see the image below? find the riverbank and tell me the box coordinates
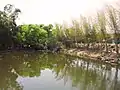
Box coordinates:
[0,47,120,66]
[63,48,120,66]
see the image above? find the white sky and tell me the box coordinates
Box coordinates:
[0,0,119,25]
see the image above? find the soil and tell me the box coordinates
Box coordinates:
[63,48,120,66]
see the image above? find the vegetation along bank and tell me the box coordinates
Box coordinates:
[0,4,120,65]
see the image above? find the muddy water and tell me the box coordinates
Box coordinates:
[0,51,120,90]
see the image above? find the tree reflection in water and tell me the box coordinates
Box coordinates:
[0,51,120,90]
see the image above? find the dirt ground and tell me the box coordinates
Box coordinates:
[63,48,120,66]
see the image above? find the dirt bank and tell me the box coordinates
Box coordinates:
[63,48,120,66]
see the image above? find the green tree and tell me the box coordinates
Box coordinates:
[107,5,120,54]
[97,11,108,52]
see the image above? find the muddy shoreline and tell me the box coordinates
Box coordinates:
[0,48,120,66]
[63,48,120,66]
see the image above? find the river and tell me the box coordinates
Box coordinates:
[0,51,120,90]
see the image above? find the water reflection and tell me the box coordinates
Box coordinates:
[0,51,120,90]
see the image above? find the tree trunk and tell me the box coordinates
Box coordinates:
[87,43,89,50]
[114,31,119,54]
[115,43,119,54]
[105,40,108,53]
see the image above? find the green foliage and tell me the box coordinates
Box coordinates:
[0,4,120,53]
[0,4,21,49]
[15,24,57,48]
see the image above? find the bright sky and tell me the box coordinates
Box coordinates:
[0,0,119,25]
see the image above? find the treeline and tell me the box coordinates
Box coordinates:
[53,5,120,54]
[0,4,120,53]
[0,4,59,51]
